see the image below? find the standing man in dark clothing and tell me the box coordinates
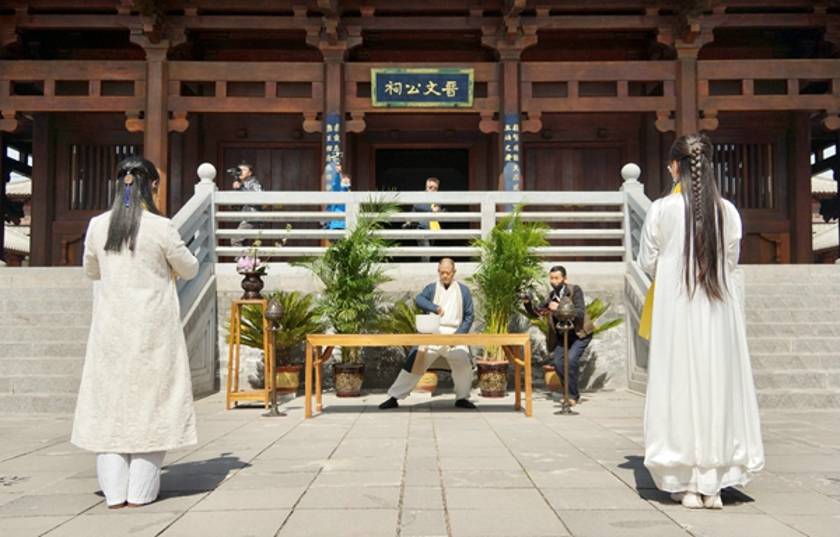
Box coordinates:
[524,265,593,405]
[412,177,442,262]
[231,162,262,248]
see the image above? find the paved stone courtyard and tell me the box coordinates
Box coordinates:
[1,389,838,537]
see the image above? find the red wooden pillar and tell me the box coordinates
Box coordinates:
[143,44,170,214]
[675,46,700,136]
[790,112,812,263]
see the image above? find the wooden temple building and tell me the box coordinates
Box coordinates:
[0,0,839,265]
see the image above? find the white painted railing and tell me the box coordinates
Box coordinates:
[172,168,218,395]
[213,189,628,260]
[618,163,653,393]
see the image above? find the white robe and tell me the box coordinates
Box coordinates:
[638,193,764,495]
[72,211,199,453]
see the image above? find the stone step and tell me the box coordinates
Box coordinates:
[753,370,840,390]
[747,323,840,338]
[750,354,840,370]
[0,326,90,344]
[756,389,840,409]
[0,311,93,327]
[745,310,837,323]
[0,375,81,394]
[746,338,840,355]
[0,357,84,376]
[0,393,78,415]
[0,298,92,315]
[0,343,87,359]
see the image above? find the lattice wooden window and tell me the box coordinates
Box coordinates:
[713,143,775,210]
[69,144,141,211]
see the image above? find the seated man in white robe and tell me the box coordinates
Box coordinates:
[379,258,476,409]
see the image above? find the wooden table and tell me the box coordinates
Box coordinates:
[304,333,533,418]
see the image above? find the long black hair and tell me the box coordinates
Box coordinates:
[670,133,727,301]
[104,156,161,253]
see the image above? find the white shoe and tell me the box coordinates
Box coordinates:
[681,492,704,509]
[702,493,723,509]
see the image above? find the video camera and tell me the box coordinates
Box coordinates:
[225,167,242,179]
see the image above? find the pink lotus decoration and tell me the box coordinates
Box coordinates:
[236,245,268,275]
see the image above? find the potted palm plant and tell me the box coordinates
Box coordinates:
[238,290,326,392]
[295,204,394,397]
[469,207,548,397]
[529,297,624,390]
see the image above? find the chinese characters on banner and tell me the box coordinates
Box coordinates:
[502,113,522,191]
[323,112,342,191]
[372,68,473,107]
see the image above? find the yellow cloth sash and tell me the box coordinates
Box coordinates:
[637,182,680,341]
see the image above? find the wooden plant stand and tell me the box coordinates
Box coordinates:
[226,299,275,410]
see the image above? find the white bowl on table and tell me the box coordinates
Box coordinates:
[415,314,440,334]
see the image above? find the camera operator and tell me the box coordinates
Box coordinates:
[228,162,262,247]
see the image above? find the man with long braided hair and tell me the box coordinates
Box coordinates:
[639,133,764,510]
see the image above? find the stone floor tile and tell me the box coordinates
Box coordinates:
[85,491,208,514]
[445,487,546,510]
[159,509,289,537]
[557,509,691,537]
[669,511,807,537]
[443,469,534,488]
[217,471,318,489]
[748,491,840,515]
[192,485,306,511]
[0,493,102,517]
[439,456,522,471]
[400,509,447,537]
[43,512,178,537]
[276,508,398,537]
[404,469,443,487]
[543,486,654,511]
[403,486,445,510]
[448,508,570,537]
[527,468,628,489]
[774,515,840,537]
[0,515,68,537]
[311,470,402,487]
[298,485,400,509]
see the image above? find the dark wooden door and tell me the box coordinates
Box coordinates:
[220,145,321,191]
[523,143,625,191]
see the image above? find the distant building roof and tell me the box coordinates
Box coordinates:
[5,178,31,201]
[813,222,838,252]
[812,171,837,196]
[3,225,29,255]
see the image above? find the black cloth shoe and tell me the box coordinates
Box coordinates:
[454,399,476,409]
[378,397,399,409]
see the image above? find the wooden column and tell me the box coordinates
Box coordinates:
[790,112,812,263]
[322,48,345,184]
[500,53,522,191]
[675,45,700,136]
[30,114,55,266]
[143,44,170,214]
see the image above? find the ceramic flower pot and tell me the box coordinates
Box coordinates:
[543,365,561,391]
[476,360,508,398]
[414,371,438,393]
[274,364,302,393]
[333,363,365,397]
[240,271,265,299]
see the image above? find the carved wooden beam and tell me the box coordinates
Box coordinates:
[169,111,189,133]
[125,111,144,132]
[478,112,500,134]
[521,111,542,134]
[655,111,675,133]
[302,111,322,133]
[345,112,366,134]
[0,111,18,133]
[699,108,719,131]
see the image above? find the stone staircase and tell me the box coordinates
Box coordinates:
[743,265,840,409]
[0,268,91,414]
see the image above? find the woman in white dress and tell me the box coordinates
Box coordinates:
[72,157,199,508]
[639,133,764,509]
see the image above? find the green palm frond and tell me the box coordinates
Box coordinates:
[469,206,548,359]
[293,198,397,362]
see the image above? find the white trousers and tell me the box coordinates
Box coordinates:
[388,347,473,400]
[96,451,166,506]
